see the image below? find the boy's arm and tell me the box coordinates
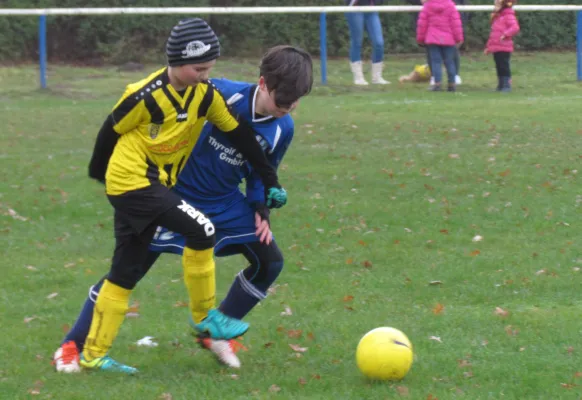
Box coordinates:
[246,125,294,208]
[88,115,118,183]
[87,87,145,183]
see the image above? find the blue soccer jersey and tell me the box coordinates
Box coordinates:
[173,78,294,212]
[151,79,294,255]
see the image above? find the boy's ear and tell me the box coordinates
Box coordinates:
[258,76,268,91]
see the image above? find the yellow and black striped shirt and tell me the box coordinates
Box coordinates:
[104,67,241,195]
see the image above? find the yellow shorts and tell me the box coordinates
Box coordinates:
[414,64,431,81]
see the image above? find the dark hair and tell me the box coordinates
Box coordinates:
[259,45,313,109]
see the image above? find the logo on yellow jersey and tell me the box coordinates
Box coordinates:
[149,124,161,139]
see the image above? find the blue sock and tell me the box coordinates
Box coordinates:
[62,280,104,351]
[220,272,266,320]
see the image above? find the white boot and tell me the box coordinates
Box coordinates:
[371,62,390,84]
[350,61,369,85]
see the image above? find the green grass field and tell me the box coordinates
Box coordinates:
[1,52,581,400]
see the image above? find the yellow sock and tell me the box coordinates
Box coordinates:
[83,279,131,360]
[183,247,216,324]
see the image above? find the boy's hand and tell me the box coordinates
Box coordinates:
[254,205,272,245]
[266,187,287,209]
[483,48,489,55]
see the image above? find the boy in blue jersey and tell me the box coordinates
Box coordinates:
[54,45,313,372]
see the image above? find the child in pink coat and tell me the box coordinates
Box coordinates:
[485,0,520,92]
[416,0,464,92]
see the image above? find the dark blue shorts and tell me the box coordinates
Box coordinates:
[149,198,264,257]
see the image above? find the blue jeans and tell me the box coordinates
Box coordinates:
[427,45,457,84]
[426,47,460,75]
[345,12,385,63]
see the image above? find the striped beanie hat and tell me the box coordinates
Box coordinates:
[166,18,220,67]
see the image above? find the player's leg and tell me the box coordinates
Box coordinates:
[54,251,161,372]
[196,240,283,368]
[153,199,249,339]
[219,241,284,320]
[80,216,156,374]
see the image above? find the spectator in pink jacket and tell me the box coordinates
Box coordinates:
[416,0,464,92]
[485,0,520,92]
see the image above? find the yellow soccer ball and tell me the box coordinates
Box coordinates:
[356,327,413,380]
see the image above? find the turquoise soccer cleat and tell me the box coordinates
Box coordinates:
[79,354,138,375]
[190,309,249,340]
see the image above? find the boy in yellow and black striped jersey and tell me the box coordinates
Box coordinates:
[81,18,288,374]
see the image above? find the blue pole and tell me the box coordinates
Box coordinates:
[577,11,582,81]
[319,12,327,85]
[39,15,47,89]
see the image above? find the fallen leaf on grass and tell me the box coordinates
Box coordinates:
[494,307,509,317]
[361,260,373,268]
[307,332,316,341]
[432,303,445,315]
[46,292,58,300]
[173,301,188,308]
[343,295,354,302]
[560,383,577,389]
[504,325,519,336]
[24,316,37,324]
[28,380,44,396]
[158,394,172,400]
[230,374,239,380]
[574,372,582,378]
[280,306,293,316]
[312,374,321,380]
[472,235,483,242]
[469,250,481,257]
[463,371,474,378]
[264,342,274,348]
[269,384,281,393]
[429,336,442,343]
[289,344,308,353]
[457,359,472,368]
[427,394,438,400]
[429,281,442,286]
[396,386,409,396]
[287,329,303,338]
[298,377,307,386]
